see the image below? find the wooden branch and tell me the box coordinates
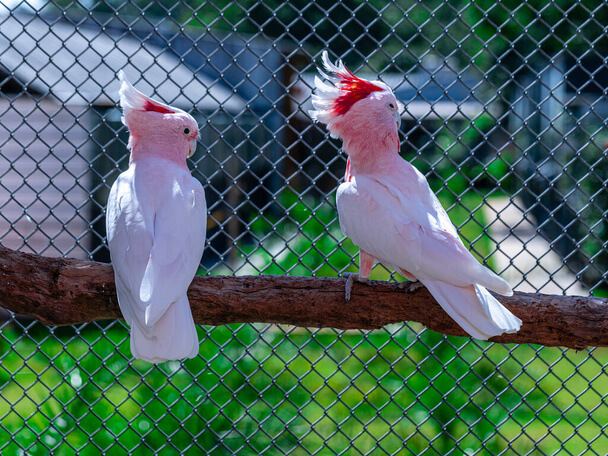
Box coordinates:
[1,245,607,349]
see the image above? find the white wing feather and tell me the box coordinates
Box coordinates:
[337,174,511,293]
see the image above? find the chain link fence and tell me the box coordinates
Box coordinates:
[1,1,607,454]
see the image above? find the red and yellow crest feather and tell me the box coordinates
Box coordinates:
[142,99,175,114]
[119,71,177,118]
[310,51,388,137]
[331,66,384,116]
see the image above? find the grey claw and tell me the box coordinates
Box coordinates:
[402,280,424,293]
[343,273,372,305]
[344,273,357,306]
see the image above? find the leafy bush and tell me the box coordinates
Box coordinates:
[2,320,607,454]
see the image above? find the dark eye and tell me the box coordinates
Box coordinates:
[183,127,190,135]
[389,103,395,109]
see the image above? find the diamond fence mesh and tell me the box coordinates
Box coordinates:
[1,0,607,454]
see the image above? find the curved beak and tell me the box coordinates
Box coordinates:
[188,139,197,158]
[396,100,404,129]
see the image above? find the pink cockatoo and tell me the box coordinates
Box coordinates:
[310,52,521,340]
[106,72,206,363]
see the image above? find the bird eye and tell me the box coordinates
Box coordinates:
[183,127,190,135]
[389,103,395,109]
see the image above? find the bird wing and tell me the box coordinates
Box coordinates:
[139,175,207,327]
[337,174,512,295]
[107,165,207,331]
[106,168,153,312]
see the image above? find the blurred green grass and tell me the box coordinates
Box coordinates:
[219,187,497,279]
[2,322,607,455]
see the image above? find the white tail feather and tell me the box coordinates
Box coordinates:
[116,277,198,363]
[422,280,522,340]
[130,295,199,364]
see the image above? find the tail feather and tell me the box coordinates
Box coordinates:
[116,275,198,363]
[422,280,522,340]
[476,265,513,296]
[130,295,199,364]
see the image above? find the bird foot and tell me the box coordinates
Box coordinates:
[344,273,372,305]
[394,280,424,293]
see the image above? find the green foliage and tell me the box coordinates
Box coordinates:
[47,0,608,81]
[227,183,496,278]
[552,131,608,289]
[235,192,357,277]
[410,114,515,196]
[2,322,607,454]
[468,0,608,70]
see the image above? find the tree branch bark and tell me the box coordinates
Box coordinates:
[1,245,606,349]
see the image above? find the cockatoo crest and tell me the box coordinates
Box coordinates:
[118,71,198,158]
[118,71,180,121]
[310,51,393,137]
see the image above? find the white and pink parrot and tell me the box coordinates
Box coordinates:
[106,72,206,363]
[310,52,521,340]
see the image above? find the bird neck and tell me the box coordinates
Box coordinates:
[129,137,188,169]
[342,129,400,176]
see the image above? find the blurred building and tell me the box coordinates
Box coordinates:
[509,54,608,286]
[0,12,295,266]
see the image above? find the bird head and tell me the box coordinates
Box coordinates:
[310,51,402,148]
[118,71,199,164]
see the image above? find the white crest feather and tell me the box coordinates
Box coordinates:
[309,51,393,138]
[320,50,350,82]
[118,71,179,125]
[309,51,348,137]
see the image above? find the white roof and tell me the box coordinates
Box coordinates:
[0,14,244,112]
